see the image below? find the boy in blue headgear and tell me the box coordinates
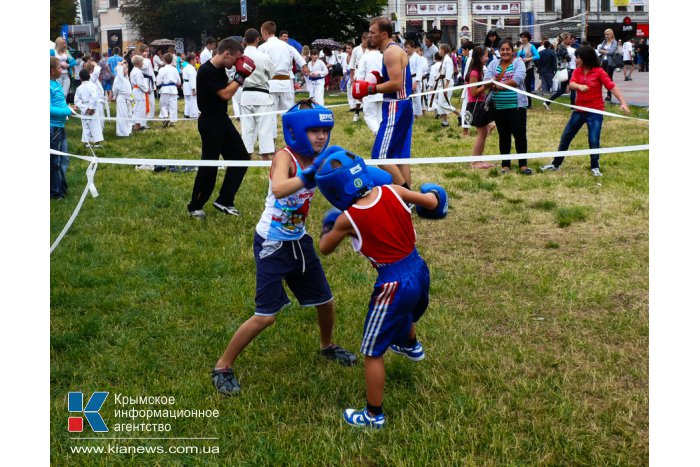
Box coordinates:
[212,100,358,396]
[316,149,447,429]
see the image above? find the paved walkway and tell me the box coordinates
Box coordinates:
[536,68,649,108]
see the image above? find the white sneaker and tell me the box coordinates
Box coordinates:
[188,209,206,219]
[540,164,559,172]
[591,168,603,177]
[135,165,154,171]
[542,101,551,111]
[352,113,359,122]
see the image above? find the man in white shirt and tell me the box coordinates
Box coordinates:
[240,28,276,160]
[356,42,383,135]
[405,40,424,119]
[259,20,308,138]
[622,38,635,81]
[155,53,181,127]
[348,32,368,122]
[200,37,217,65]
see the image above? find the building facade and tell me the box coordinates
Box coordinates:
[92,0,141,55]
[383,0,648,46]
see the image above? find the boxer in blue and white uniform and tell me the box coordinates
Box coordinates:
[316,148,447,429]
[211,101,358,396]
[352,17,413,188]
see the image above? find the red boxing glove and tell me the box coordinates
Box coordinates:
[370,70,384,83]
[233,55,256,85]
[351,80,377,100]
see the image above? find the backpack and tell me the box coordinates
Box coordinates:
[99,60,113,81]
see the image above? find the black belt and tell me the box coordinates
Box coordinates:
[242,86,269,94]
[183,79,189,82]
[410,74,416,78]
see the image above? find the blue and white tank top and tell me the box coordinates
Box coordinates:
[255,148,316,241]
[381,42,412,100]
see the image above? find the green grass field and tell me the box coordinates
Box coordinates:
[50,93,649,465]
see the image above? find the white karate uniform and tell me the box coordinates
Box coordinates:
[348,45,365,109]
[409,52,424,117]
[130,67,149,126]
[306,59,328,105]
[435,58,456,115]
[89,68,107,129]
[112,64,133,137]
[259,36,306,136]
[419,55,430,111]
[141,57,156,119]
[427,61,441,112]
[181,63,199,118]
[75,81,104,143]
[200,47,213,65]
[356,50,383,135]
[156,64,181,122]
[240,45,276,155]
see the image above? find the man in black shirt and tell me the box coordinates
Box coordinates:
[187,38,256,218]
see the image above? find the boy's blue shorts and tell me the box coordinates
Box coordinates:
[253,233,333,316]
[360,249,430,357]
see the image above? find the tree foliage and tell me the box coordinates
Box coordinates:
[120,0,387,48]
[50,0,79,40]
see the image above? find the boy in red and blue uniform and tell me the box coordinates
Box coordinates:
[316,149,447,429]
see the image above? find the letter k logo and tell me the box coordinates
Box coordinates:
[68,392,109,432]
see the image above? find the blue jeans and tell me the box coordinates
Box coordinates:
[50,126,69,198]
[553,111,604,169]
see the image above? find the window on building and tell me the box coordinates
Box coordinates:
[109,0,118,8]
[617,6,627,12]
[634,5,644,12]
[545,0,554,12]
[601,0,610,11]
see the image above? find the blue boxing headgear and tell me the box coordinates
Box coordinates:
[282,100,334,156]
[316,149,374,211]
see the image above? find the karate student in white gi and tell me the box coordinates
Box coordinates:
[86,62,106,130]
[112,61,133,137]
[435,44,461,127]
[200,37,217,65]
[405,40,424,119]
[356,42,383,135]
[259,20,308,137]
[130,55,149,131]
[139,45,157,120]
[239,28,276,160]
[156,53,181,127]
[74,69,104,147]
[306,49,328,105]
[348,32,368,122]
[182,53,199,118]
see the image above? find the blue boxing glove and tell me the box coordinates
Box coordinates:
[366,166,393,187]
[321,208,342,236]
[297,145,347,189]
[416,183,449,219]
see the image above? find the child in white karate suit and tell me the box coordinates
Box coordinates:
[74,69,104,147]
[85,62,107,130]
[112,62,133,137]
[306,49,328,105]
[130,55,149,131]
[155,53,181,127]
[139,45,156,120]
[182,53,199,118]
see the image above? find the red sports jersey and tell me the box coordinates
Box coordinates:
[345,186,416,267]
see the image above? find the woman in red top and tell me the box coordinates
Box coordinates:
[541,46,629,177]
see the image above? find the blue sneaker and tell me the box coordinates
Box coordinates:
[389,341,425,361]
[343,407,386,429]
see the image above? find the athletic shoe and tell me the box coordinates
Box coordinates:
[389,341,425,361]
[320,345,357,366]
[540,164,560,172]
[441,121,449,127]
[520,168,533,175]
[343,407,386,429]
[542,101,550,111]
[189,209,206,219]
[352,113,359,122]
[154,166,167,173]
[213,202,240,216]
[135,164,154,171]
[591,168,603,177]
[162,120,170,128]
[211,368,241,396]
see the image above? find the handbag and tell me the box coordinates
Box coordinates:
[554,67,569,83]
[466,99,493,127]
[612,52,624,69]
